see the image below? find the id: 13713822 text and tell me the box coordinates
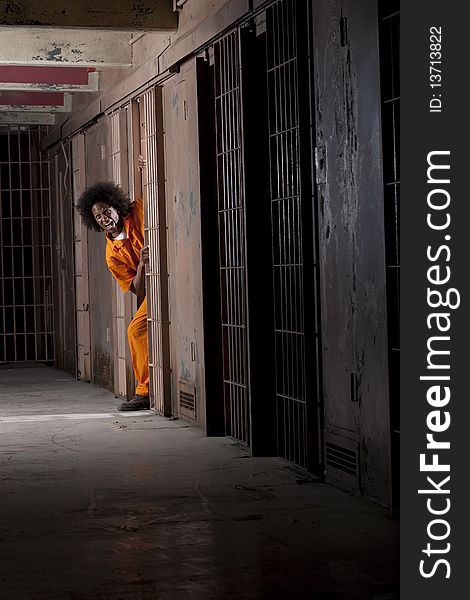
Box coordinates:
[429,26,443,113]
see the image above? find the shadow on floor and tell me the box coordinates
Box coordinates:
[0,365,399,599]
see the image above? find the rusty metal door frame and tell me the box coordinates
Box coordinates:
[52,151,67,371]
[138,86,171,415]
[196,56,225,436]
[71,133,91,381]
[378,0,400,510]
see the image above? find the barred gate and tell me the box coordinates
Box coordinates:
[109,110,130,398]
[0,126,54,364]
[265,0,320,468]
[213,31,250,444]
[204,1,322,459]
[138,87,171,415]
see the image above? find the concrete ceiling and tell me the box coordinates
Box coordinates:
[0,0,178,126]
[0,0,177,29]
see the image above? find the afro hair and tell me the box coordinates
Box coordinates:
[76,182,132,232]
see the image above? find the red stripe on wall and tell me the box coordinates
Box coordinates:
[0,66,93,85]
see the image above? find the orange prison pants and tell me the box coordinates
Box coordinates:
[128,297,149,396]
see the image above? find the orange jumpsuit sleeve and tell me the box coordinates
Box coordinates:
[133,197,144,221]
[105,200,144,292]
[106,253,136,292]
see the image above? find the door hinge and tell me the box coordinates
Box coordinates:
[350,373,359,403]
[315,145,327,184]
[340,16,348,47]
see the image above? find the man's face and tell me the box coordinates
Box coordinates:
[91,202,122,236]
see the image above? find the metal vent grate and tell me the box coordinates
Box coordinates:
[180,391,195,412]
[178,379,197,421]
[326,442,358,477]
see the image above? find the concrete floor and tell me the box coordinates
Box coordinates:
[0,365,399,600]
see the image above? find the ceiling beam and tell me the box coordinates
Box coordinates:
[0,93,72,112]
[0,29,133,67]
[0,1,177,30]
[0,112,56,125]
[0,65,94,84]
[0,72,99,92]
[0,104,70,113]
[0,90,64,104]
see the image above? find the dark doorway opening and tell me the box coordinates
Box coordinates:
[198,0,323,474]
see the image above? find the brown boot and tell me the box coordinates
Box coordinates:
[118,395,150,411]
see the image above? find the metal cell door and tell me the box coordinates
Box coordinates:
[0,126,55,364]
[213,31,250,444]
[71,134,91,381]
[312,0,392,502]
[109,109,130,398]
[139,87,171,415]
[265,0,322,469]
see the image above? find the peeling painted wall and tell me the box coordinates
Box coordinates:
[0,29,133,67]
[56,0,254,137]
[313,0,391,505]
[163,59,206,425]
[176,0,248,37]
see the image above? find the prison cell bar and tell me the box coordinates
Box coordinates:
[109,110,128,398]
[213,30,250,444]
[266,0,309,467]
[139,86,171,415]
[0,125,54,363]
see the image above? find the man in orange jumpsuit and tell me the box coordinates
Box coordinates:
[76,182,150,411]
